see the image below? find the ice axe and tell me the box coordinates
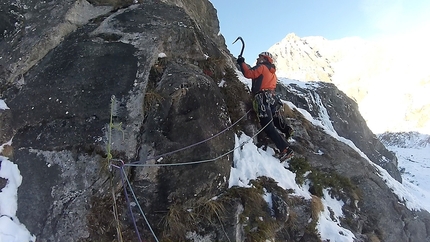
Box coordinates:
[232,36,245,57]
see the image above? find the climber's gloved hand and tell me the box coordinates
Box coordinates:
[237,56,245,65]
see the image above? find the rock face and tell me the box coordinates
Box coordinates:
[1,0,237,241]
[276,81,430,241]
[276,82,401,182]
[0,0,429,241]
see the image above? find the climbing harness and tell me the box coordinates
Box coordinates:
[253,90,277,118]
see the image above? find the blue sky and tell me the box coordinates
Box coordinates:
[210,0,430,62]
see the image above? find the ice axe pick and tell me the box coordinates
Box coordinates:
[232,36,245,57]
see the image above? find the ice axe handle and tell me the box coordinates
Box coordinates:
[232,37,245,57]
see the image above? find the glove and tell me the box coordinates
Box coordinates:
[237,56,245,65]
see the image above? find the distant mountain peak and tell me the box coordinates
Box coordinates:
[379,131,430,148]
[270,33,430,134]
[269,34,334,83]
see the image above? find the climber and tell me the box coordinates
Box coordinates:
[237,52,294,162]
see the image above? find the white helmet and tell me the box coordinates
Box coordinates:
[259,51,275,64]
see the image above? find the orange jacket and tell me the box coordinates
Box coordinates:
[239,62,277,95]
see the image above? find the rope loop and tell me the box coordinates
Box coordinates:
[106,105,276,242]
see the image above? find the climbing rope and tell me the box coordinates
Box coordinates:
[130,108,252,164]
[118,163,143,242]
[107,95,277,241]
[124,117,272,168]
[118,165,160,242]
[110,117,272,242]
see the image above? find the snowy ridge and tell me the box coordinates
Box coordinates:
[231,73,429,240]
[278,78,430,212]
[229,133,356,241]
[233,72,357,241]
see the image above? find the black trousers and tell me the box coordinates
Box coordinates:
[254,91,289,152]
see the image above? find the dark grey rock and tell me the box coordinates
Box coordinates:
[0,0,429,241]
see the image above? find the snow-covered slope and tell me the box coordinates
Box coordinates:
[235,70,430,241]
[379,132,430,198]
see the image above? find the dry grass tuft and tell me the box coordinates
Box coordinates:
[196,196,226,223]
[0,145,13,158]
[161,202,193,240]
[367,232,382,242]
[143,91,164,114]
[310,195,324,221]
[281,103,295,118]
